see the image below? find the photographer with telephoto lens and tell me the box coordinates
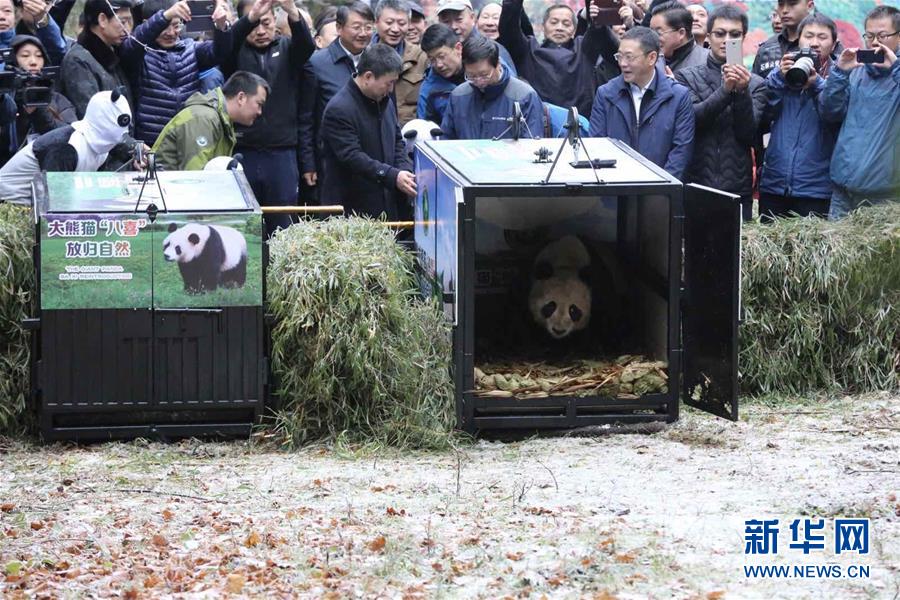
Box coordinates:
[0,35,75,167]
[759,13,839,221]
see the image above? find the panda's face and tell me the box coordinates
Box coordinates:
[529,275,591,339]
[163,223,208,263]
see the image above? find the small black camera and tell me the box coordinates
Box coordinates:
[785,47,821,88]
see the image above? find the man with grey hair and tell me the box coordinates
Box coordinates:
[372,0,427,124]
[320,44,416,220]
[437,0,516,75]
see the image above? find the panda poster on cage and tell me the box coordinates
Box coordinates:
[413,152,439,302]
[153,214,264,309]
[39,213,153,310]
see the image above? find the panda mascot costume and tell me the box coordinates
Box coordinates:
[0,90,132,203]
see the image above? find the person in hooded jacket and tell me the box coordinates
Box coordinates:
[118,0,231,147]
[0,90,131,202]
[0,0,66,66]
[440,35,543,140]
[0,35,76,167]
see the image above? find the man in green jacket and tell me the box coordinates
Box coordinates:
[152,71,269,170]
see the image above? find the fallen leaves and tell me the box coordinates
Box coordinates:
[225,573,246,593]
[366,535,387,552]
[244,531,261,548]
[151,534,168,548]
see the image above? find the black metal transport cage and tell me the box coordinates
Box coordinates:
[30,171,267,441]
[413,137,741,432]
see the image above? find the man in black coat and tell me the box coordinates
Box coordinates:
[675,5,766,221]
[298,2,375,201]
[218,0,315,237]
[498,0,613,117]
[320,44,416,220]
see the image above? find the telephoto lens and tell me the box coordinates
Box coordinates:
[785,49,820,88]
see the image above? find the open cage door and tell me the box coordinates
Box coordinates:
[682,183,740,421]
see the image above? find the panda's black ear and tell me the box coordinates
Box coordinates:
[534,261,553,280]
[403,130,417,139]
[188,233,201,245]
[430,128,444,138]
[167,222,178,233]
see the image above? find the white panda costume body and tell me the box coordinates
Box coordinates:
[528,236,593,340]
[0,89,132,203]
[163,223,248,294]
[400,119,442,161]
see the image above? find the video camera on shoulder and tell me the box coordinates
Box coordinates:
[785,47,820,89]
[0,63,60,109]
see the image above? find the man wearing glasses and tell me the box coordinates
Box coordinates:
[648,1,707,74]
[439,35,542,140]
[588,26,694,180]
[820,5,900,219]
[675,5,765,221]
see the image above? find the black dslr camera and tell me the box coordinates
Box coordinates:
[785,47,821,89]
[0,65,60,108]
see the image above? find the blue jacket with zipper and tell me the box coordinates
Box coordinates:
[440,65,544,140]
[588,64,694,179]
[820,61,900,198]
[759,67,839,199]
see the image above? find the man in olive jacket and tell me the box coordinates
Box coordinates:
[152,71,269,171]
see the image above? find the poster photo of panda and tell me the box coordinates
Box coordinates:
[154,214,264,309]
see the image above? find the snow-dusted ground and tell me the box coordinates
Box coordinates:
[1,393,898,598]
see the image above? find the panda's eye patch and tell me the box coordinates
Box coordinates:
[540,301,557,319]
[569,305,583,322]
[163,241,169,249]
[175,245,181,255]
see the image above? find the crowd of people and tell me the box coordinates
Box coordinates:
[0,0,897,233]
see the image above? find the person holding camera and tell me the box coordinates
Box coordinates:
[0,35,75,167]
[820,5,900,219]
[675,5,766,222]
[758,13,839,221]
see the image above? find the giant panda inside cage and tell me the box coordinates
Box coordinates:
[413,137,742,432]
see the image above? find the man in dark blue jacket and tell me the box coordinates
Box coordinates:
[759,13,840,221]
[589,26,694,179]
[441,36,543,140]
[320,44,416,220]
[417,23,465,123]
[298,1,374,200]
[217,0,314,237]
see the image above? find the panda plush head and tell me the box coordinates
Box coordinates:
[528,236,592,340]
[400,119,443,160]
